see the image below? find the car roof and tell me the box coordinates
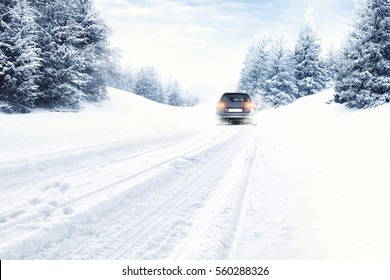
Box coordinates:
[221,92,252,98]
[222,92,248,95]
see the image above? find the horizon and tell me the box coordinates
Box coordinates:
[94,0,355,100]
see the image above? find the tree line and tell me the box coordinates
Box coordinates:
[335,0,390,109]
[0,0,111,113]
[2,0,388,112]
[105,62,199,107]
[238,0,390,109]
[0,0,197,114]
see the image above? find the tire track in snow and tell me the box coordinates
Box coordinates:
[0,129,224,229]
[103,137,246,259]
[31,126,255,259]
[0,136,191,232]
[0,126,250,259]
[170,127,258,259]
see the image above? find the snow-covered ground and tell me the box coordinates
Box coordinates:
[1,87,390,259]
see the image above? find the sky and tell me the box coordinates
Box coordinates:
[93,0,356,100]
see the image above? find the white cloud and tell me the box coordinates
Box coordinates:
[94,0,355,95]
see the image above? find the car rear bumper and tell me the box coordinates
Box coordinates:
[216,112,256,120]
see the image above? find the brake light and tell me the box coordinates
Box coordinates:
[244,101,255,110]
[217,101,226,109]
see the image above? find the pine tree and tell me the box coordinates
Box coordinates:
[103,52,136,93]
[237,37,270,98]
[0,0,17,109]
[293,5,327,97]
[165,78,183,106]
[238,35,300,108]
[71,0,110,102]
[134,66,164,103]
[30,0,87,109]
[323,46,342,87]
[181,91,199,107]
[1,0,111,112]
[263,38,297,107]
[0,0,42,113]
[335,0,390,108]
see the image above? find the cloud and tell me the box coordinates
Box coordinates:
[93,0,356,93]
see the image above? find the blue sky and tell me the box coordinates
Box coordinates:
[94,0,355,98]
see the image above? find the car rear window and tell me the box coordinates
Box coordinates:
[221,94,251,102]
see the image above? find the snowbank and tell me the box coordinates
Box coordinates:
[253,89,390,258]
[0,87,214,161]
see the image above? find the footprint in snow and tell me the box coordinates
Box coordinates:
[54,182,70,193]
[62,207,74,215]
[28,197,42,205]
[39,205,55,218]
[40,182,70,194]
[48,200,60,207]
[0,210,26,223]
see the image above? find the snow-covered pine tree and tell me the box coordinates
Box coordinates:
[1,0,111,112]
[0,0,42,113]
[26,0,110,110]
[181,91,199,107]
[165,78,183,106]
[0,48,6,105]
[263,38,297,107]
[120,65,136,92]
[103,50,136,93]
[323,46,342,87]
[70,0,110,102]
[29,0,86,109]
[134,66,164,103]
[0,0,17,110]
[293,5,327,97]
[237,37,270,100]
[335,0,390,108]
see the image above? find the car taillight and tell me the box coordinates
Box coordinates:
[244,101,255,110]
[217,101,226,109]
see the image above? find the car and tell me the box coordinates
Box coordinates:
[216,92,257,125]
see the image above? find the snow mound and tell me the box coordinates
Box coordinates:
[250,88,390,259]
[0,87,214,161]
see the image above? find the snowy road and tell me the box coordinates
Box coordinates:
[0,123,261,259]
[3,88,390,260]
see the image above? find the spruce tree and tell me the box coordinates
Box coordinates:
[0,0,42,113]
[71,0,110,102]
[323,46,342,87]
[237,37,270,98]
[335,0,390,108]
[263,38,297,107]
[0,0,17,109]
[31,0,87,109]
[237,37,276,109]
[1,0,111,112]
[134,66,164,103]
[293,5,327,97]
[165,78,183,106]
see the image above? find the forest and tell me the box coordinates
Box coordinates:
[1,0,389,113]
[238,0,390,109]
[0,0,196,113]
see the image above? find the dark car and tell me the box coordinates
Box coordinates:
[216,92,257,125]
